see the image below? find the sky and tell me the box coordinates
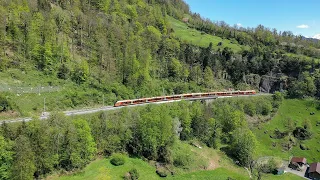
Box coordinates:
[184,0,320,38]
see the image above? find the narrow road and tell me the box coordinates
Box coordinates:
[1,93,270,124]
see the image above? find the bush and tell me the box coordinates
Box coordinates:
[124,168,139,180]
[244,102,256,116]
[156,168,168,177]
[256,100,272,115]
[256,157,282,174]
[129,168,139,180]
[0,94,13,112]
[300,144,309,150]
[272,91,284,108]
[293,127,312,140]
[110,154,125,166]
[172,144,193,167]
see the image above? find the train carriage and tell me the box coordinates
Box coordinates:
[114,100,132,107]
[114,90,256,107]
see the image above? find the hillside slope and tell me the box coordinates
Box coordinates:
[254,99,320,162]
[1,0,320,117]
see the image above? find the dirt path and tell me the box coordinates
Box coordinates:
[207,159,218,170]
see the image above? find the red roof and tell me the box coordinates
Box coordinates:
[291,157,307,164]
[309,162,320,173]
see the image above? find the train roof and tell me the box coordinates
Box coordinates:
[115,90,256,103]
[116,100,132,103]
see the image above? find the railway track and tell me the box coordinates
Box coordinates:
[1,93,270,124]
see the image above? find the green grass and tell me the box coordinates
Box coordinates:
[171,167,248,180]
[263,173,304,180]
[49,141,304,180]
[50,157,248,180]
[50,156,303,180]
[51,157,160,180]
[168,16,248,52]
[173,168,303,180]
[0,68,115,120]
[254,99,320,162]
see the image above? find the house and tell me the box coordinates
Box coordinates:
[289,157,307,170]
[309,162,320,180]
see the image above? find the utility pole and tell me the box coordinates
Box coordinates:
[102,94,105,107]
[43,97,46,114]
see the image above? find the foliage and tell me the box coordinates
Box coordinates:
[110,154,126,166]
[253,99,320,161]
[256,157,282,174]
[0,95,281,179]
[127,168,139,180]
[11,135,36,180]
[0,136,13,180]
[292,127,312,140]
[255,157,282,180]
[1,0,320,117]
[70,119,97,168]
[272,91,284,108]
[0,94,13,112]
[171,142,193,167]
[156,168,168,177]
[230,128,257,167]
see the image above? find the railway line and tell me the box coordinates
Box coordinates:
[1,91,270,124]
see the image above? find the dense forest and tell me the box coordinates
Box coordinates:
[1,0,320,179]
[1,0,320,102]
[0,95,281,179]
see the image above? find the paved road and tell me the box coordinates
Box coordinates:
[283,160,309,179]
[1,93,270,124]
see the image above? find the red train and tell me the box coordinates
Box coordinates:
[114,90,256,107]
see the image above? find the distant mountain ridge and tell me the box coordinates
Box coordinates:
[313,34,320,40]
[303,35,320,42]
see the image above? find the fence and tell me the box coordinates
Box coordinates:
[0,85,61,94]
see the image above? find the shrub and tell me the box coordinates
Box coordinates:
[244,102,256,116]
[129,168,139,180]
[293,127,312,140]
[0,95,13,112]
[300,144,309,150]
[156,168,168,177]
[124,168,139,180]
[110,153,125,166]
[172,144,192,167]
[256,100,272,115]
[272,91,284,108]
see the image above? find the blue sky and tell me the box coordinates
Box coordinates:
[184,0,320,38]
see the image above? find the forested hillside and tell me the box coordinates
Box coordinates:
[0,96,280,179]
[1,0,320,109]
[2,1,320,179]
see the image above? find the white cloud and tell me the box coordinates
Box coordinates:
[296,24,309,29]
[313,34,320,40]
[236,23,242,27]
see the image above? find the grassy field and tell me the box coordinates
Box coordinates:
[49,141,304,180]
[0,89,109,120]
[174,168,303,180]
[49,156,303,180]
[168,16,248,52]
[0,68,115,120]
[49,157,159,180]
[253,99,320,163]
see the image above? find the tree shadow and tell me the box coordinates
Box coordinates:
[220,146,240,165]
